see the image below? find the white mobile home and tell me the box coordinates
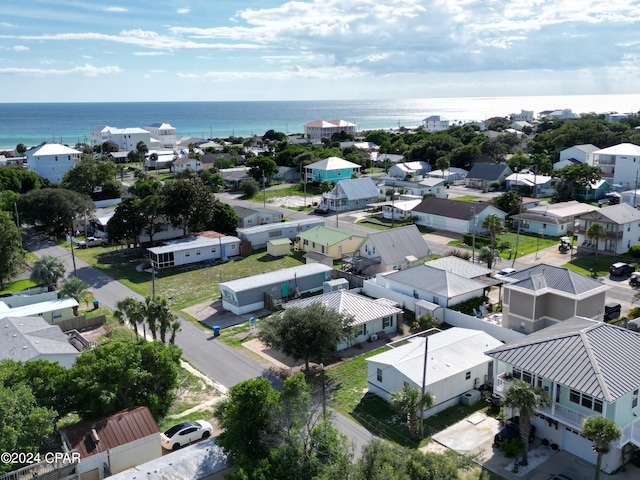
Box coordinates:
[148,233,241,270]
[367,328,503,417]
[220,264,334,315]
[237,217,325,249]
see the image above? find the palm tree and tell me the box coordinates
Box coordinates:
[30,255,66,291]
[586,222,607,258]
[143,296,159,341]
[478,246,501,269]
[482,214,503,249]
[169,320,181,344]
[114,297,145,341]
[581,416,622,480]
[436,156,450,184]
[390,384,434,441]
[503,381,546,466]
[58,277,92,316]
[154,297,176,344]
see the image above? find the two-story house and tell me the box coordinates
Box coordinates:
[388,161,431,181]
[26,143,81,183]
[574,203,640,255]
[423,115,449,132]
[304,120,357,142]
[510,200,599,237]
[318,177,381,212]
[587,143,640,190]
[500,264,610,334]
[305,157,361,183]
[486,317,640,474]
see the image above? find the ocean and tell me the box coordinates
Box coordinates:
[1,94,639,151]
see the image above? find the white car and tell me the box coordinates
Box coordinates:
[160,420,213,450]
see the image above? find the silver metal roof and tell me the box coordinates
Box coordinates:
[504,264,609,297]
[486,317,640,402]
[360,225,432,265]
[385,264,486,298]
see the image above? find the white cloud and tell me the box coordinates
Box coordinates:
[133,51,166,56]
[103,7,128,13]
[0,64,122,76]
[1,22,17,28]
[177,8,190,14]
[81,55,93,59]
[12,45,29,51]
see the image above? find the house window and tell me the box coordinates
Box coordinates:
[312,242,316,248]
[185,252,191,257]
[247,219,253,224]
[413,290,419,299]
[570,389,603,413]
[321,246,325,254]
[633,389,639,409]
[231,244,236,250]
[196,250,201,255]
[383,317,392,328]
[377,368,383,382]
[269,230,282,237]
[465,371,471,380]
[211,248,217,253]
[303,239,308,246]
[433,296,439,304]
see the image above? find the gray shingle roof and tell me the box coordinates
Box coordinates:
[585,203,640,224]
[362,225,432,265]
[486,317,640,402]
[0,316,80,362]
[467,163,512,181]
[504,264,609,297]
[412,197,493,220]
[425,256,493,279]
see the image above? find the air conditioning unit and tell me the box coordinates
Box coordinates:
[370,333,378,342]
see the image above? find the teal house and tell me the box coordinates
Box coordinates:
[304,156,361,183]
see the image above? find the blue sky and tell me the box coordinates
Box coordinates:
[1,1,639,102]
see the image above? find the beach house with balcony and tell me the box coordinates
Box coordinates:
[487,317,640,473]
[586,143,640,190]
[144,122,177,149]
[574,203,640,255]
[304,120,357,141]
[423,115,449,132]
[26,143,81,183]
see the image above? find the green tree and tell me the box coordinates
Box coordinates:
[240,178,260,197]
[435,156,450,183]
[581,416,622,480]
[215,378,279,467]
[162,179,216,236]
[30,255,66,291]
[101,141,119,154]
[106,197,146,248]
[61,156,117,199]
[503,381,545,466]
[482,214,503,249]
[15,142,27,156]
[478,246,501,269]
[169,320,181,345]
[246,156,279,183]
[553,164,603,202]
[0,383,57,475]
[0,167,46,193]
[17,188,94,233]
[70,338,181,420]
[209,200,239,234]
[390,384,434,441]
[0,210,24,288]
[58,277,92,315]
[114,297,145,341]
[136,141,149,163]
[586,222,607,258]
[258,303,354,371]
[628,244,640,262]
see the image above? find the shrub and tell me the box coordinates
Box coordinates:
[240,178,260,196]
[628,308,640,320]
[499,438,524,458]
[446,249,471,260]
[412,314,439,331]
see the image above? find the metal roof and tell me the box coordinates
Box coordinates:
[486,317,640,402]
[307,156,360,170]
[504,264,610,297]
[62,406,159,458]
[335,177,381,200]
[358,225,432,265]
[148,234,240,255]
[237,217,325,235]
[582,202,640,224]
[367,328,503,387]
[593,143,640,156]
[424,256,493,279]
[220,263,333,292]
[0,316,81,362]
[384,264,487,298]
[283,290,401,326]
[0,297,78,318]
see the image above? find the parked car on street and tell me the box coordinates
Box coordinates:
[313,206,329,215]
[609,262,635,277]
[76,236,108,248]
[630,272,640,287]
[160,420,213,451]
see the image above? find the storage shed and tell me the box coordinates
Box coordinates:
[267,238,291,257]
[220,264,334,315]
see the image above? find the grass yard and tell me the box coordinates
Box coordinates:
[243,183,324,203]
[449,231,559,260]
[449,195,482,203]
[0,278,40,295]
[71,246,305,310]
[565,253,637,278]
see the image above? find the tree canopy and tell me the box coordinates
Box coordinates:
[0,210,25,287]
[17,188,94,233]
[61,156,118,199]
[582,416,622,480]
[30,255,66,291]
[0,167,47,193]
[258,303,355,371]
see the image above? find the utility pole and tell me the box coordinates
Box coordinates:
[471,206,476,263]
[263,171,266,208]
[335,188,339,228]
[68,228,78,278]
[150,251,156,297]
[391,182,395,229]
[419,334,429,438]
[320,363,327,420]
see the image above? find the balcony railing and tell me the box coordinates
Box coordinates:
[495,373,515,394]
[536,403,587,430]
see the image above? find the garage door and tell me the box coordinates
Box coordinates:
[563,426,597,464]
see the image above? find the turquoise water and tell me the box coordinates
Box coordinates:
[1,94,639,150]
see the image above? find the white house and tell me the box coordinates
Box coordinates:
[304,120,357,141]
[377,177,446,198]
[510,110,534,122]
[388,161,431,181]
[148,232,241,270]
[558,144,599,164]
[26,143,81,183]
[505,172,554,197]
[172,157,202,173]
[412,197,506,235]
[283,290,402,350]
[144,122,177,149]
[90,126,152,151]
[367,328,504,417]
[381,199,422,220]
[423,115,449,132]
[237,217,325,250]
[509,200,599,237]
[587,143,640,190]
[0,316,81,368]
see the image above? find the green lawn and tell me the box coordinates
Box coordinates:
[565,253,637,278]
[449,231,559,260]
[243,183,324,203]
[449,195,482,203]
[71,246,305,310]
[0,278,40,295]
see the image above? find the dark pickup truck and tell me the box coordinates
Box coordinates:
[494,416,536,446]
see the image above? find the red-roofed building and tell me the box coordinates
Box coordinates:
[304,119,357,141]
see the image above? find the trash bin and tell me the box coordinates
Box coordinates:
[213,325,221,337]
[93,299,100,309]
